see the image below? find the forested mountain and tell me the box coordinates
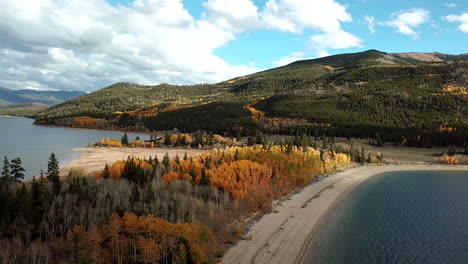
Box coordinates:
[36,50,468,146]
[0,103,50,117]
[0,87,85,106]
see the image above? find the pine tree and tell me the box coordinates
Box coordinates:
[178,243,188,264]
[448,145,457,156]
[207,132,214,145]
[31,175,45,225]
[164,133,171,146]
[47,153,61,196]
[194,131,204,147]
[200,168,210,186]
[360,146,365,163]
[47,153,59,179]
[255,130,264,144]
[174,135,181,146]
[17,182,30,212]
[144,184,155,205]
[162,153,170,168]
[236,130,242,141]
[1,156,10,183]
[300,133,309,150]
[286,144,293,155]
[121,132,129,145]
[10,158,25,182]
[102,164,110,179]
[376,133,384,147]
[130,184,140,205]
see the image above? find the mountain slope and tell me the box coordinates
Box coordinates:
[0,87,85,105]
[0,103,50,117]
[36,49,468,146]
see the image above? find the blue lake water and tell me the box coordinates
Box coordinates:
[0,117,148,178]
[305,170,468,264]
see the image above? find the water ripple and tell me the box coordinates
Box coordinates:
[304,170,468,264]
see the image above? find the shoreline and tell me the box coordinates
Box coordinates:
[0,115,36,119]
[222,163,468,264]
[60,147,207,176]
[35,123,155,136]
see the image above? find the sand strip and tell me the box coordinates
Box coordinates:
[60,147,207,176]
[223,163,468,264]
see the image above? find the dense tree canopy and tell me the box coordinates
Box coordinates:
[35,51,468,146]
[0,145,356,263]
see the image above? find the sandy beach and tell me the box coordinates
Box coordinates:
[60,147,207,176]
[59,145,468,264]
[223,163,468,264]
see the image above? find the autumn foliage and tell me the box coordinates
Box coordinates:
[88,146,352,261]
[96,138,124,147]
[99,146,351,210]
[439,154,459,165]
[1,145,353,263]
[73,116,103,127]
[67,212,216,264]
[93,138,155,148]
[161,146,351,205]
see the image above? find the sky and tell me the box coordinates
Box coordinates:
[0,0,467,92]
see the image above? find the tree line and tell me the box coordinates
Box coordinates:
[0,144,358,263]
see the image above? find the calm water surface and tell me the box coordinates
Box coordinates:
[305,170,468,264]
[0,117,148,178]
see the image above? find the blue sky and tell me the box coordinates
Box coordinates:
[110,0,468,70]
[1,0,467,91]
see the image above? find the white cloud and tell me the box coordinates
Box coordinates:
[380,8,430,39]
[444,3,458,8]
[363,15,376,33]
[261,0,352,34]
[273,52,311,67]
[0,0,364,91]
[262,0,362,60]
[309,30,363,57]
[202,0,261,33]
[0,0,261,91]
[446,13,468,33]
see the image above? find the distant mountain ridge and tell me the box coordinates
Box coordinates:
[36,49,468,147]
[286,50,468,67]
[0,102,50,117]
[0,87,85,106]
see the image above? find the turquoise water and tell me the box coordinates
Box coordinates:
[0,117,148,178]
[305,170,468,264]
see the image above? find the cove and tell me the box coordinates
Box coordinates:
[0,117,148,178]
[304,170,468,264]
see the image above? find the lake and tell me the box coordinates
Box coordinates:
[304,170,468,264]
[0,117,148,178]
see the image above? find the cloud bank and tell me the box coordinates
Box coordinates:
[0,0,361,91]
[380,8,430,39]
[446,13,468,33]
